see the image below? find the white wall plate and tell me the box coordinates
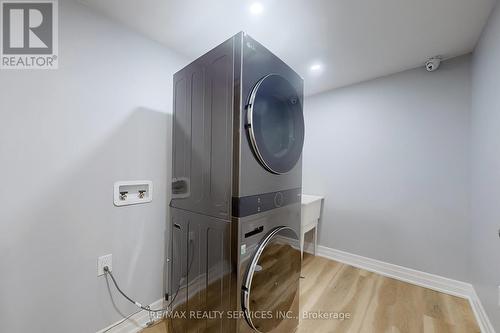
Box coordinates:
[113,180,153,207]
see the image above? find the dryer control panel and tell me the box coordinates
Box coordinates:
[232,188,301,217]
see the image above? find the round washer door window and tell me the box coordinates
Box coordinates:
[247,74,304,174]
[242,227,301,332]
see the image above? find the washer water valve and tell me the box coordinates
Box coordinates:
[113,181,153,206]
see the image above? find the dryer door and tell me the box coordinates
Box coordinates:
[246,74,305,174]
[242,226,301,332]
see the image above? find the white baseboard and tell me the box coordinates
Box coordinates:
[469,288,497,333]
[315,246,495,333]
[316,246,471,298]
[96,299,164,333]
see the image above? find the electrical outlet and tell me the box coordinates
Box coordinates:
[97,254,112,276]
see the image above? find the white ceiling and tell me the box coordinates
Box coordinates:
[81,0,496,95]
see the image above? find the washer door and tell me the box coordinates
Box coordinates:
[247,74,304,174]
[242,227,301,332]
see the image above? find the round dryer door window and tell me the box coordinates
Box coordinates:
[242,227,301,332]
[247,74,305,174]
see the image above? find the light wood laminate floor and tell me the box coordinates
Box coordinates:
[141,254,480,333]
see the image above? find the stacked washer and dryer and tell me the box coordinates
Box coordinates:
[169,32,305,333]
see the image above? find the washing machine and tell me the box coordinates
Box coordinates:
[237,205,301,333]
[169,205,301,333]
[168,32,304,333]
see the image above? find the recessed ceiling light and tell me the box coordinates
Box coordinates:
[250,2,264,15]
[310,63,323,72]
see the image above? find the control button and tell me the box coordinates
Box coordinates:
[274,192,284,207]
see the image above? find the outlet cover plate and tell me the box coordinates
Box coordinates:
[97,254,112,276]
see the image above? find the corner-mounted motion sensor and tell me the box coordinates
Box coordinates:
[425,57,441,72]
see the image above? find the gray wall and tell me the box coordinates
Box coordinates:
[0,1,186,332]
[303,56,471,282]
[470,1,500,330]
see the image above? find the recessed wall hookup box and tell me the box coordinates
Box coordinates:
[113,181,153,207]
